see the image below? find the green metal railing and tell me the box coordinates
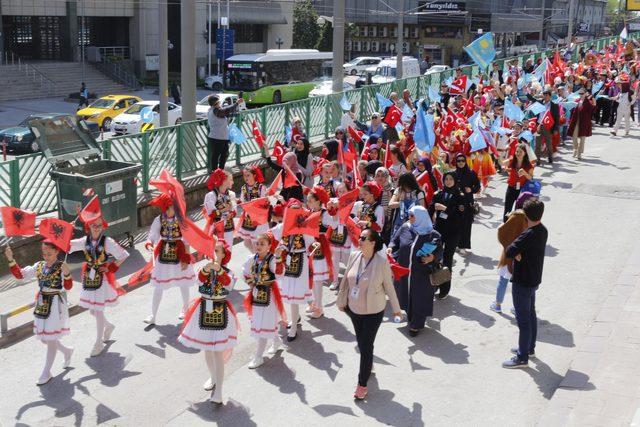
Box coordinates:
[0,34,633,215]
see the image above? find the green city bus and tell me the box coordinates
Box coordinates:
[223,49,333,106]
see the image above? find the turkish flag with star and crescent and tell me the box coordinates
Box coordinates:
[252,120,265,149]
[271,140,285,165]
[541,109,555,131]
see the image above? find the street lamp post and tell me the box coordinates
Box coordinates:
[331,3,345,94]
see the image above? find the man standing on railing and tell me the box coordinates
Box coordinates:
[78,83,89,110]
[207,94,244,171]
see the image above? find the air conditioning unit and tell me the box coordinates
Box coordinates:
[362,41,371,51]
[370,26,378,37]
[391,27,397,38]
[382,27,388,37]
[402,41,410,54]
[412,28,419,39]
[363,26,369,37]
[371,41,380,52]
[404,27,409,38]
[354,41,362,51]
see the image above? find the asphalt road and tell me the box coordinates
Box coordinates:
[0,125,639,426]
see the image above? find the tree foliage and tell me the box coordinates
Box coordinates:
[316,22,333,51]
[292,0,321,49]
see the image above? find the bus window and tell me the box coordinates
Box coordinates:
[225,69,260,91]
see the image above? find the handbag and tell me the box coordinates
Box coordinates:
[521,179,541,196]
[429,264,452,287]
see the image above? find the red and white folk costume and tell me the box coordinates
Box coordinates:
[236,166,268,248]
[145,194,196,325]
[7,242,74,385]
[204,168,237,248]
[68,211,129,356]
[179,242,237,403]
[352,182,385,233]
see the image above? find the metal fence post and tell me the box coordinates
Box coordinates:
[141,133,150,192]
[235,115,243,167]
[305,99,311,139]
[284,103,290,128]
[9,160,20,208]
[102,139,112,160]
[176,126,183,181]
[260,108,267,144]
[324,96,330,139]
[416,76,421,99]
[359,89,367,123]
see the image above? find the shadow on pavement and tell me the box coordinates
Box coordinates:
[312,403,357,418]
[504,315,575,348]
[253,352,308,404]
[286,328,344,381]
[434,296,497,329]
[357,376,425,426]
[74,348,142,390]
[406,327,470,365]
[186,399,257,426]
[526,359,594,400]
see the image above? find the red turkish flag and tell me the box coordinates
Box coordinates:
[282,164,300,188]
[312,158,328,176]
[416,171,432,190]
[339,188,360,207]
[282,207,321,238]
[78,196,103,225]
[338,138,357,172]
[541,109,555,131]
[449,75,467,95]
[337,202,355,223]
[291,127,303,145]
[345,216,362,247]
[1,206,36,237]
[252,120,265,149]
[360,145,370,160]
[271,140,285,165]
[240,197,271,226]
[150,169,187,219]
[433,167,443,190]
[180,218,216,259]
[552,50,565,72]
[387,254,410,280]
[213,220,225,239]
[352,160,363,188]
[528,118,538,132]
[267,171,282,196]
[39,218,74,252]
[347,126,363,143]
[383,105,403,128]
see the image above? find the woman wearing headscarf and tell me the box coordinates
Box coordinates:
[429,171,465,300]
[454,153,480,254]
[265,151,304,202]
[388,172,426,238]
[389,206,443,336]
[292,137,314,187]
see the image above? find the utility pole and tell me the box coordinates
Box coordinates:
[181,0,196,122]
[0,0,5,60]
[331,0,345,94]
[396,0,404,79]
[81,0,86,83]
[567,0,576,46]
[539,0,546,48]
[159,0,168,126]
[208,1,212,77]
[217,0,221,75]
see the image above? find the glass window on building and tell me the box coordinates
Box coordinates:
[424,26,463,39]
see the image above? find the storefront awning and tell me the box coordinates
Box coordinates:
[211,2,287,25]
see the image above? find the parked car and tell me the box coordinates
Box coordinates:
[77,95,143,131]
[204,75,224,91]
[425,64,451,75]
[0,113,100,153]
[343,57,382,76]
[111,101,182,135]
[308,80,355,97]
[195,93,242,120]
[371,57,421,84]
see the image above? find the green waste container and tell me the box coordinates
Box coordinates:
[30,117,141,246]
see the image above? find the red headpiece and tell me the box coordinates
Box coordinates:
[272,203,285,218]
[363,182,382,200]
[285,198,302,209]
[216,240,232,266]
[207,168,228,190]
[42,238,66,253]
[310,186,330,206]
[79,197,108,232]
[149,193,173,213]
[250,166,265,184]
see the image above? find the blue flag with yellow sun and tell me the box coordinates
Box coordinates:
[464,33,496,71]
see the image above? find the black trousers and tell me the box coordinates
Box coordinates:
[595,97,609,125]
[458,210,473,249]
[78,97,89,109]
[346,308,384,387]
[609,101,619,127]
[208,137,230,171]
[438,231,459,296]
[503,185,520,222]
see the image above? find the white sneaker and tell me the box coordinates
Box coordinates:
[329,282,339,291]
[103,323,116,342]
[210,389,223,404]
[90,341,105,357]
[458,249,468,256]
[178,311,186,320]
[36,372,53,386]
[203,377,215,391]
[267,341,282,355]
[248,357,264,369]
[62,348,74,369]
[143,315,156,325]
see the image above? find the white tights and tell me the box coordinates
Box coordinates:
[151,287,190,318]
[90,310,112,343]
[254,338,268,360]
[288,304,300,337]
[42,340,71,378]
[312,281,323,310]
[204,350,225,401]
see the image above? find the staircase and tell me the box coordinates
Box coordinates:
[0,60,130,102]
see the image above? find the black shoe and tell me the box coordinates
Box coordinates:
[408,328,419,337]
[511,347,536,358]
[286,317,302,329]
[502,356,528,369]
[287,332,298,342]
[436,292,449,300]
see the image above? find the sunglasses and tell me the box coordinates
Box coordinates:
[359,235,369,242]
[456,159,466,163]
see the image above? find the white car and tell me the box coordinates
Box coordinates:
[425,65,451,75]
[111,101,182,135]
[343,57,382,76]
[195,93,244,120]
[204,75,224,91]
[308,80,355,97]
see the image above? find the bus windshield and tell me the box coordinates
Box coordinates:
[225,64,260,91]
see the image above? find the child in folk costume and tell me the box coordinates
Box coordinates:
[275,200,318,342]
[204,169,237,248]
[352,182,385,233]
[318,162,339,198]
[236,166,268,252]
[68,206,129,357]
[327,183,352,291]
[178,240,237,404]
[5,243,74,385]
[305,186,334,319]
[144,194,196,325]
[243,233,287,368]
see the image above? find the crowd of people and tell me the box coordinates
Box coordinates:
[4,37,637,404]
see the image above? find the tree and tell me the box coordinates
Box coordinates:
[292,0,320,49]
[316,22,333,51]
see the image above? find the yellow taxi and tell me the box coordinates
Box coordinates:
[77,94,143,131]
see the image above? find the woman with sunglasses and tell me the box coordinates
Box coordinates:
[389,206,443,336]
[321,127,347,162]
[336,228,401,400]
[454,153,480,255]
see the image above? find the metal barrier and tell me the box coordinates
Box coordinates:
[0,302,35,337]
[0,34,632,216]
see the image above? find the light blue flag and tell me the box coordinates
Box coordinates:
[533,60,547,83]
[416,242,437,257]
[376,93,393,110]
[401,104,414,122]
[592,81,604,95]
[517,77,525,90]
[567,92,581,102]
[413,109,436,153]
[469,130,487,152]
[471,77,481,88]
[504,98,524,122]
[562,101,578,111]
[490,116,501,132]
[340,94,352,111]
[284,125,292,144]
[444,76,453,87]
[228,124,246,145]
[519,130,534,143]
[395,121,405,134]
[524,73,535,85]
[528,102,546,116]
[496,127,513,136]
[463,33,496,70]
[428,86,441,103]
[469,111,482,131]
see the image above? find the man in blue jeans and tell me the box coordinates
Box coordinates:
[502,199,548,368]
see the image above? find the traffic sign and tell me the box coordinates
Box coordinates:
[216,29,235,60]
[140,107,154,123]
